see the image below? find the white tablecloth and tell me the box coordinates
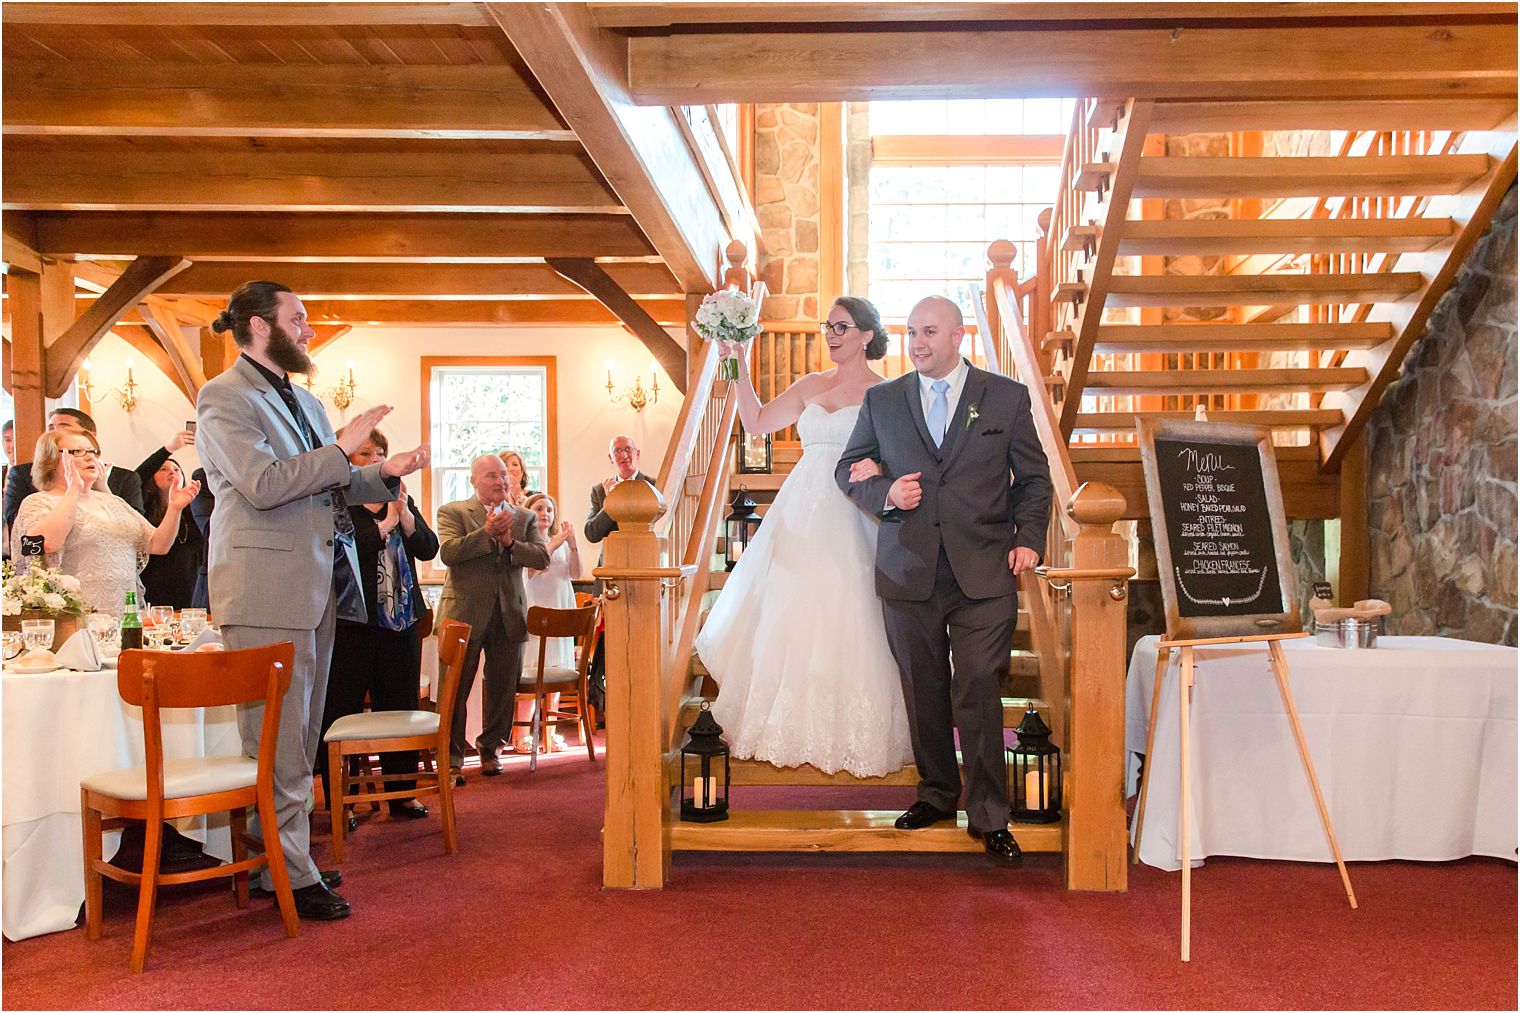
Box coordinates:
[1126,635,1518,871]
[2,665,240,941]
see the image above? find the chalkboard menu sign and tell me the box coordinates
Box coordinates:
[1138,418,1301,641]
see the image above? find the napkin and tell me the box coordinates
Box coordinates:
[186,627,224,651]
[54,628,103,672]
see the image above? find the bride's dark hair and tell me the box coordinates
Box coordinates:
[833,296,889,360]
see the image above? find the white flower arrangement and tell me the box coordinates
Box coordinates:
[2,561,87,617]
[692,286,763,381]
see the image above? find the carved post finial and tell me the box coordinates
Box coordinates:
[987,239,1018,273]
[1067,481,1126,531]
[1037,207,1053,238]
[723,240,751,292]
[604,479,666,530]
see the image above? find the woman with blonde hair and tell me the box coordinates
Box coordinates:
[497,450,537,508]
[13,429,198,614]
[512,491,582,753]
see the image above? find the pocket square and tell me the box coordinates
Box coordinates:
[980,427,1005,436]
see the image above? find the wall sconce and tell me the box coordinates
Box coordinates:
[80,358,139,413]
[305,359,359,410]
[607,360,659,413]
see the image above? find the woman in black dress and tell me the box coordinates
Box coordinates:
[135,442,205,609]
[319,428,440,825]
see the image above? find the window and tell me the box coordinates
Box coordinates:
[421,357,557,524]
[869,98,1074,137]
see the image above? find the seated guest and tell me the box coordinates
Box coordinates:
[584,434,656,544]
[11,430,197,614]
[135,432,205,608]
[4,408,145,531]
[436,454,549,781]
[499,450,536,507]
[187,468,215,610]
[318,428,439,824]
[513,492,583,754]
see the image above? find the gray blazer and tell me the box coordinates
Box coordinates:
[435,497,550,642]
[584,470,656,543]
[197,356,394,629]
[835,363,1053,602]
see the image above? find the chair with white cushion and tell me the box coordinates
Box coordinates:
[323,619,471,865]
[512,603,601,772]
[80,642,299,974]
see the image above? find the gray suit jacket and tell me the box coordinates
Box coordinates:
[435,497,550,642]
[835,363,1053,602]
[197,356,394,629]
[584,470,656,543]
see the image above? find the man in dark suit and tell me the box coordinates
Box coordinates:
[584,434,656,544]
[436,453,550,778]
[836,295,1052,866]
[4,409,145,530]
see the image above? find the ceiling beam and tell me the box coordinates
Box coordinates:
[27,212,658,261]
[624,22,1516,103]
[112,324,193,403]
[3,62,573,141]
[2,146,625,213]
[1,3,494,25]
[548,257,688,394]
[44,255,191,396]
[140,301,208,399]
[156,261,682,300]
[307,325,353,358]
[299,298,686,327]
[493,2,733,291]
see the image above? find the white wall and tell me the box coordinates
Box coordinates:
[76,325,685,538]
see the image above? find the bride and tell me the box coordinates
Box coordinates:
[695,296,913,778]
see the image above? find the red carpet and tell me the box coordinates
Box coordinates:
[4,740,1515,1010]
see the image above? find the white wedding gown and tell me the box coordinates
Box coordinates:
[695,403,914,778]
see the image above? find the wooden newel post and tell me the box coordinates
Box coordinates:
[1063,481,1131,892]
[596,479,673,889]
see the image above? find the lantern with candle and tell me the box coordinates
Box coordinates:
[723,487,761,571]
[679,702,730,823]
[1008,707,1062,823]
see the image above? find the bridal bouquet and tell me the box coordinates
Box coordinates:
[693,287,763,381]
[2,561,87,617]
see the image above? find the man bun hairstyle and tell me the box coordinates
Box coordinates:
[833,296,889,360]
[211,281,294,347]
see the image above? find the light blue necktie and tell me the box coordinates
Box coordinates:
[927,379,950,447]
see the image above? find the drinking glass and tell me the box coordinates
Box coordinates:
[87,613,119,655]
[2,631,24,661]
[148,606,177,647]
[21,619,54,654]
[180,609,208,640]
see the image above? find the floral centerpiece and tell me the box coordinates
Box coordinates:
[2,561,89,642]
[693,286,763,381]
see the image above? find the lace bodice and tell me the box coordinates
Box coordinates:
[11,490,154,614]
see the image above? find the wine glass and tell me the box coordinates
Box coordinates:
[148,605,177,648]
[180,608,208,641]
[87,613,119,656]
[2,631,24,661]
[21,619,54,655]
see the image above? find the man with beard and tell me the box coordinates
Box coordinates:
[198,281,430,920]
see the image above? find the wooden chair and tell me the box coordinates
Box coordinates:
[80,643,299,974]
[323,619,471,865]
[512,602,601,772]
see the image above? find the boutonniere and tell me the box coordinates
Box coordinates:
[965,403,980,429]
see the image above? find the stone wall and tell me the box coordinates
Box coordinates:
[753,103,822,321]
[1365,185,1518,645]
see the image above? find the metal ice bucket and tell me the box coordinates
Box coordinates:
[1314,616,1384,649]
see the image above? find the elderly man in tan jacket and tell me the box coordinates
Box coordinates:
[436,452,549,780]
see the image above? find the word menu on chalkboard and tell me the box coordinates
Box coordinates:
[1138,418,1301,641]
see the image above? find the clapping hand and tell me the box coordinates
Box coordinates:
[560,520,577,549]
[483,504,515,545]
[848,458,883,483]
[1008,546,1039,575]
[168,479,202,511]
[336,405,394,456]
[381,445,430,478]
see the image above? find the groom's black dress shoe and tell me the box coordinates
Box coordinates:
[250,868,342,901]
[290,883,352,921]
[968,827,1024,867]
[894,801,956,830]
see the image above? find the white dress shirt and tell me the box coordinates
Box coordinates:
[883,357,972,510]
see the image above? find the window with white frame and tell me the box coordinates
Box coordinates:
[425,358,555,512]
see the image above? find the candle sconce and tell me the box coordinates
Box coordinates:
[606,361,659,413]
[80,358,139,413]
[305,360,359,410]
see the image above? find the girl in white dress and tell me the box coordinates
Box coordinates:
[514,492,583,753]
[695,297,914,778]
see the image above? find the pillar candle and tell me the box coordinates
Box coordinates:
[1024,768,1050,808]
[692,776,718,808]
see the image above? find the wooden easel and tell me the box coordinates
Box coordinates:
[1131,631,1358,962]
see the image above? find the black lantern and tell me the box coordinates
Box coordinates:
[724,487,761,571]
[1009,708,1062,824]
[679,702,730,823]
[736,423,773,474]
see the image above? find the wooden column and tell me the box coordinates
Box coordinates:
[1063,482,1131,892]
[1334,433,1370,606]
[596,479,674,889]
[7,269,46,457]
[200,326,236,380]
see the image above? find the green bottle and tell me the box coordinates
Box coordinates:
[120,591,143,650]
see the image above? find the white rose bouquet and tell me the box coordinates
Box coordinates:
[692,287,763,381]
[2,561,87,617]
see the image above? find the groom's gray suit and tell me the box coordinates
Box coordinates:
[836,360,1052,833]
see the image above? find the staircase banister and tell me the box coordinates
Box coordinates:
[655,338,724,519]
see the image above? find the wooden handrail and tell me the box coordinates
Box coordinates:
[656,338,723,515]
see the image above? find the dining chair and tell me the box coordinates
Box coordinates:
[323,619,471,865]
[80,643,299,974]
[512,602,602,772]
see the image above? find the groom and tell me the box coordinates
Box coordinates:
[835,295,1052,865]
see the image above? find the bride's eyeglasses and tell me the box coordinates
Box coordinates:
[819,321,858,338]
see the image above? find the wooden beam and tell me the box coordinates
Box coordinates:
[158,261,681,300]
[3,62,573,141]
[199,325,233,382]
[624,23,1517,103]
[112,324,192,403]
[547,258,688,394]
[307,325,353,358]
[1104,272,1423,308]
[141,301,208,399]
[1115,217,1455,257]
[300,298,686,327]
[1073,409,1343,432]
[1091,322,1392,354]
[494,2,735,291]
[1151,97,1518,134]
[1,3,494,25]
[1,231,43,274]
[1128,155,1493,199]
[43,255,190,396]
[7,270,46,457]
[29,212,658,261]
[3,146,625,214]
[1084,367,1367,395]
